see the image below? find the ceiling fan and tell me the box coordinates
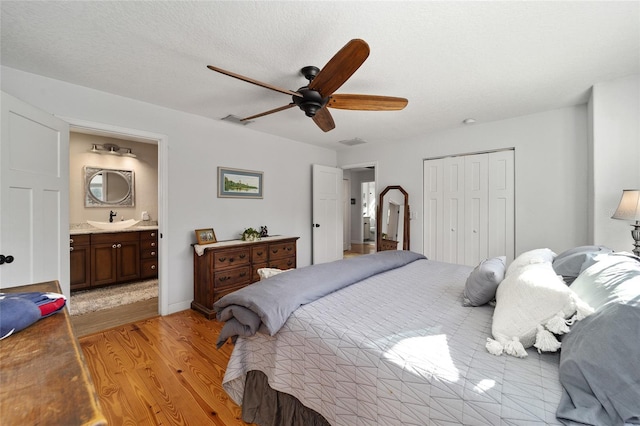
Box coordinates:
[207,39,408,132]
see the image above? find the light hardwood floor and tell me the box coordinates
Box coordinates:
[344,242,376,258]
[79,310,254,425]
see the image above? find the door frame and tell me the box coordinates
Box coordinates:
[60,117,170,316]
[341,162,378,251]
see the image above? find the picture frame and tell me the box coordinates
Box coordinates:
[218,167,263,199]
[195,228,217,245]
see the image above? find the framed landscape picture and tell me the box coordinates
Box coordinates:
[218,167,263,199]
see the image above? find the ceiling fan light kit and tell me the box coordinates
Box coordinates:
[207,39,408,132]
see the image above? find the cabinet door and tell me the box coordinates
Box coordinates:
[117,240,140,282]
[70,244,91,290]
[91,243,118,286]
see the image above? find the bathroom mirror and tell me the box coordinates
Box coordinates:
[377,185,410,251]
[84,166,135,207]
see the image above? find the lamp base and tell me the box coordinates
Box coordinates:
[631,221,640,257]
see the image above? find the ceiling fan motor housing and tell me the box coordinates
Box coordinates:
[293,87,328,117]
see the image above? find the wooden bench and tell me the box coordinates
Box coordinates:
[0,281,106,425]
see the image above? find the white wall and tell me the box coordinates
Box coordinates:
[2,66,336,314]
[590,74,640,251]
[338,105,590,256]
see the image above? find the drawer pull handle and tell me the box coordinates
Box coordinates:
[117,243,122,248]
[229,258,234,262]
[151,265,156,270]
[239,254,246,259]
[272,249,279,254]
[239,272,246,277]
[257,251,263,256]
[112,244,117,249]
[219,276,229,282]
[219,257,226,262]
[287,247,292,252]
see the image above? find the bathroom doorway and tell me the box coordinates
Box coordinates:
[66,119,166,335]
[341,162,377,258]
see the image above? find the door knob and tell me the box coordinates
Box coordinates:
[0,255,14,265]
[313,224,320,228]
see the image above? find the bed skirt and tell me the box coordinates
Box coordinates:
[242,370,330,426]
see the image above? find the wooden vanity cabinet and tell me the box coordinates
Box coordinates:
[70,234,91,291]
[90,232,140,287]
[192,236,298,319]
[140,230,159,279]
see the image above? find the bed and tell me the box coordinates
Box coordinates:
[214,248,640,426]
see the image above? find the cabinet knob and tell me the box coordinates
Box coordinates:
[117,243,122,248]
[112,244,117,249]
[151,251,156,256]
[70,238,74,244]
[151,265,156,270]
[151,232,156,237]
[151,242,156,247]
[70,247,74,252]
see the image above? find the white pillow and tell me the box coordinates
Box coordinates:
[257,267,285,280]
[505,248,556,276]
[486,252,593,358]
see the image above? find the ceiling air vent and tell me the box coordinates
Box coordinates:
[338,138,367,146]
[221,115,252,125]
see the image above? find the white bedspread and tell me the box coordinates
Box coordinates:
[222,258,563,425]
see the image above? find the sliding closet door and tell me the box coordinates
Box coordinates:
[488,150,515,261]
[423,150,514,266]
[464,154,489,266]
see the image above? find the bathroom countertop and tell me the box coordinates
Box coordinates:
[70,222,158,235]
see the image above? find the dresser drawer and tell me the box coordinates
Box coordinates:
[141,248,158,259]
[251,245,268,263]
[141,259,158,279]
[70,234,90,246]
[214,265,251,289]
[140,230,158,240]
[214,283,246,304]
[269,241,296,260]
[140,239,158,250]
[213,247,251,270]
[268,257,295,271]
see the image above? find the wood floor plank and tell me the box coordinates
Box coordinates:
[80,310,253,426]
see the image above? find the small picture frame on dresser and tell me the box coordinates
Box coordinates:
[195,228,216,245]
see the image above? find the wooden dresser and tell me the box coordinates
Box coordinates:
[192,236,299,319]
[0,281,106,426]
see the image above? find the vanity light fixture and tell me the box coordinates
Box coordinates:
[88,143,137,158]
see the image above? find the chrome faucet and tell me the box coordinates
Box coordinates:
[109,210,117,223]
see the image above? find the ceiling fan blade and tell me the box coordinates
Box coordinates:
[308,39,370,97]
[328,94,408,111]
[207,65,302,98]
[312,107,335,132]
[241,103,296,121]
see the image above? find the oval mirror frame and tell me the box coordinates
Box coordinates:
[84,166,135,207]
[376,185,410,251]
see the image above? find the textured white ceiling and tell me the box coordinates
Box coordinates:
[1,1,638,149]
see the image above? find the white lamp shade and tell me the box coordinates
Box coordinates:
[612,190,640,221]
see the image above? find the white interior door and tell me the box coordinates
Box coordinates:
[312,164,343,264]
[0,92,69,294]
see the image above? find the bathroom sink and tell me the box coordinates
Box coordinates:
[87,219,140,230]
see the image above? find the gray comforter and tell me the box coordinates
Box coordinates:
[214,250,425,347]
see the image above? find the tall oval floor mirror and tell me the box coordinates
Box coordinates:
[376,185,410,251]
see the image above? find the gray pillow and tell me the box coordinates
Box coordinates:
[556,303,640,425]
[552,245,612,284]
[462,256,506,306]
